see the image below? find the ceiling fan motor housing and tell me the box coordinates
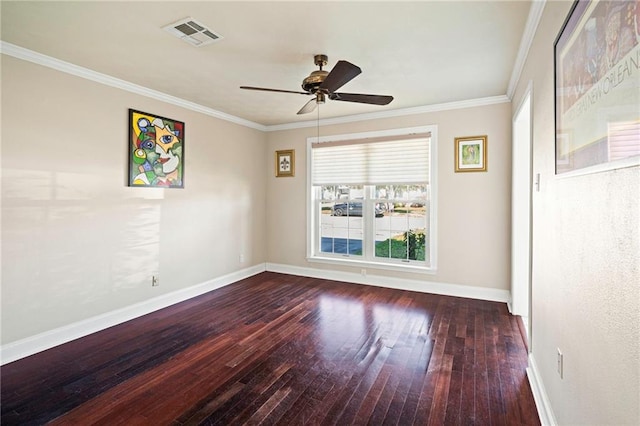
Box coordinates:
[302,70,328,93]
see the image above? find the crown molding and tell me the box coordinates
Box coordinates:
[0,41,268,131]
[507,0,547,99]
[2,41,512,133]
[265,95,511,132]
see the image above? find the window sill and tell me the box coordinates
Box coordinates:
[307,255,437,275]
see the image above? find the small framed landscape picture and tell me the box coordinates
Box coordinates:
[455,135,487,172]
[275,149,295,177]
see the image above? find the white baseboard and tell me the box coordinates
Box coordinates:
[0,264,266,365]
[527,353,558,426]
[2,262,510,365]
[266,262,511,303]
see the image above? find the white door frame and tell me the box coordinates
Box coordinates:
[511,83,533,349]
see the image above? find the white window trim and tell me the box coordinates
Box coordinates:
[306,125,438,273]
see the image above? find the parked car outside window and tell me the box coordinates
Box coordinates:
[331,202,384,217]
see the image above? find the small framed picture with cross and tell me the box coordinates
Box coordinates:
[275,149,295,177]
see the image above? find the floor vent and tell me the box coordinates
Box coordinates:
[163,17,223,47]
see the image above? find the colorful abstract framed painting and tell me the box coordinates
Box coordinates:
[554,0,640,175]
[454,136,487,172]
[275,149,295,177]
[128,109,184,188]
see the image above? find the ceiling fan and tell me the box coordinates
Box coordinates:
[240,54,393,115]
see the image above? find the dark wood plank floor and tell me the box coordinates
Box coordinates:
[1,272,539,425]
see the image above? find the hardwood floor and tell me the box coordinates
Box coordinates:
[1,272,539,425]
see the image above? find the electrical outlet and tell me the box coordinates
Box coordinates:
[152,275,159,287]
[239,253,245,263]
[361,269,367,277]
[557,348,563,378]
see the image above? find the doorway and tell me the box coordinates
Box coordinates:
[511,88,532,348]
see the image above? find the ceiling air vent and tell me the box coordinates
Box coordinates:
[163,17,223,47]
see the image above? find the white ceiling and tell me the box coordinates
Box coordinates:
[1,1,533,127]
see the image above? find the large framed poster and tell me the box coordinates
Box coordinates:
[554,0,640,174]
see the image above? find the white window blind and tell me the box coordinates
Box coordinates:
[311,134,430,185]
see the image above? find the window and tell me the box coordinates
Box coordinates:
[307,126,437,272]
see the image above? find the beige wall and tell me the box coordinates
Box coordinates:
[266,102,513,290]
[512,2,640,424]
[1,56,268,344]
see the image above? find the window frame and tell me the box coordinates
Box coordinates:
[306,125,438,274]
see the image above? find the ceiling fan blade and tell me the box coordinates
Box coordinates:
[297,98,317,115]
[319,60,361,93]
[240,86,309,95]
[330,92,394,105]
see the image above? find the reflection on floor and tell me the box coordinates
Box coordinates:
[1,272,540,425]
